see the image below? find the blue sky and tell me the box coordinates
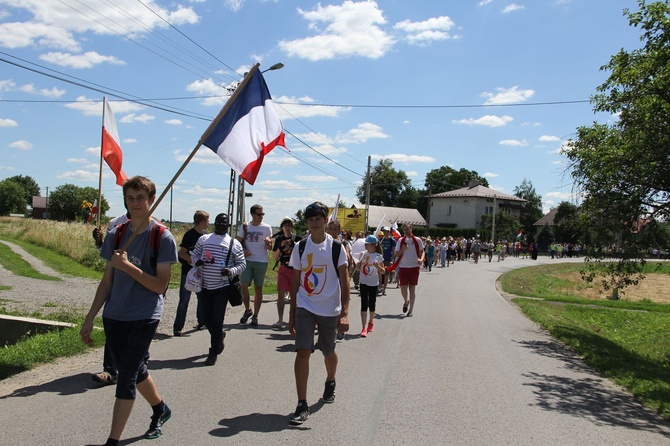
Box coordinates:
[0,0,641,227]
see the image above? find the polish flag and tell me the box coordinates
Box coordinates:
[102,97,128,186]
[390,221,401,240]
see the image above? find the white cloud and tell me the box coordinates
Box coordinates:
[67,158,88,163]
[165,119,183,126]
[545,191,572,200]
[9,140,32,150]
[452,115,513,127]
[394,16,457,45]
[18,83,66,98]
[502,4,525,13]
[371,153,436,163]
[274,96,351,120]
[484,172,499,177]
[0,165,15,170]
[335,123,389,144]
[58,170,100,181]
[39,51,125,69]
[256,179,306,190]
[521,121,542,127]
[185,78,233,107]
[224,0,245,12]
[181,185,227,196]
[0,1,198,51]
[174,148,225,165]
[122,138,137,144]
[119,113,155,124]
[65,97,146,116]
[295,175,337,182]
[499,139,528,146]
[0,118,18,127]
[539,135,560,142]
[263,156,300,166]
[85,146,99,154]
[406,171,418,177]
[278,1,395,61]
[479,0,494,5]
[482,86,534,105]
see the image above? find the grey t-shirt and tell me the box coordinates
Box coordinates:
[100,221,178,321]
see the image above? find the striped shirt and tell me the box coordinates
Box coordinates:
[192,232,246,290]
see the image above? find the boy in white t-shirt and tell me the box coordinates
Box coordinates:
[288,202,350,426]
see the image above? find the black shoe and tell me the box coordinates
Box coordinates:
[322,380,336,403]
[250,316,259,327]
[195,324,205,331]
[402,303,408,313]
[173,330,182,337]
[289,402,310,425]
[240,309,253,324]
[205,352,217,366]
[145,404,172,439]
[336,332,345,340]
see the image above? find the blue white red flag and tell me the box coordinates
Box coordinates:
[202,69,286,185]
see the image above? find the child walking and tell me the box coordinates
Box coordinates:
[355,235,385,337]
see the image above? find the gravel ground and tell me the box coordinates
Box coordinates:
[0,240,258,395]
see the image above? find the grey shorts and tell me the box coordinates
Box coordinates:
[240,260,268,287]
[295,307,338,356]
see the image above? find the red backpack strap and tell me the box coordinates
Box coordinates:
[113,221,130,250]
[150,223,166,270]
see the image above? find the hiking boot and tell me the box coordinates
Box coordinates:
[145,404,172,439]
[205,354,217,366]
[240,309,253,324]
[250,316,259,327]
[289,401,310,425]
[91,371,116,386]
[322,380,336,403]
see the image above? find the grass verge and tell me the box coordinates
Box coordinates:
[502,263,670,420]
[0,321,106,380]
[0,240,61,281]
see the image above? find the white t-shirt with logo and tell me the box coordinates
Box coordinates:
[289,234,348,317]
[395,236,424,268]
[237,221,272,263]
[358,252,383,286]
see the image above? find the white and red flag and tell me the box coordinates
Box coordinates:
[390,220,401,240]
[101,98,127,186]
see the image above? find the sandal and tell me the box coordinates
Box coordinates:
[272,321,284,329]
[92,371,117,385]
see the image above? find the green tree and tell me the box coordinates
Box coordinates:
[356,159,414,207]
[552,201,581,244]
[48,184,110,221]
[424,166,489,195]
[480,211,519,242]
[563,0,670,295]
[6,175,40,206]
[0,179,27,216]
[513,178,543,239]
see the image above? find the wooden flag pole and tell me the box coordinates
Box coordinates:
[120,64,261,251]
[95,97,106,230]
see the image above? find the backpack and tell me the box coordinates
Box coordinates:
[112,221,166,271]
[298,238,343,278]
[272,233,298,270]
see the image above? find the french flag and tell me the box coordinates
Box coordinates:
[203,68,286,185]
[101,97,127,186]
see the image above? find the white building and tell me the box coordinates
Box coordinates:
[427,182,525,229]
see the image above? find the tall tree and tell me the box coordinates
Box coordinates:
[424,166,489,195]
[48,184,110,221]
[356,159,414,207]
[0,179,27,216]
[513,178,544,238]
[552,201,581,244]
[563,0,670,295]
[6,175,40,206]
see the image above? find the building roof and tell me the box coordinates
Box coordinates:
[533,208,558,226]
[32,196,47,208]
[366,204,427,228]
[429,184,525,202]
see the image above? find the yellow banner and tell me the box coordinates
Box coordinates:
[329,207,366,234]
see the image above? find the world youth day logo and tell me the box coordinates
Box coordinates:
[302,252,327,295]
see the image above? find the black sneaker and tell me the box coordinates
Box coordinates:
[240,309,253,324]
[195,324,206,331]
[289,402,310,425]
[250,316,259,327]
[173,330,182,337]
[322,380,336,403]
[145,404,172,439]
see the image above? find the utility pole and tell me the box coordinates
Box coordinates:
[228,169,237,236]
[492,194,497,243]
[364,155,371,233]
[45,186,49,220]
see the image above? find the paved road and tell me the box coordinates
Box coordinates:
[1,255,669,445]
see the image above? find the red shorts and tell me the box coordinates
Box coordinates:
[398,267,420,286]
[277,264,292,291]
